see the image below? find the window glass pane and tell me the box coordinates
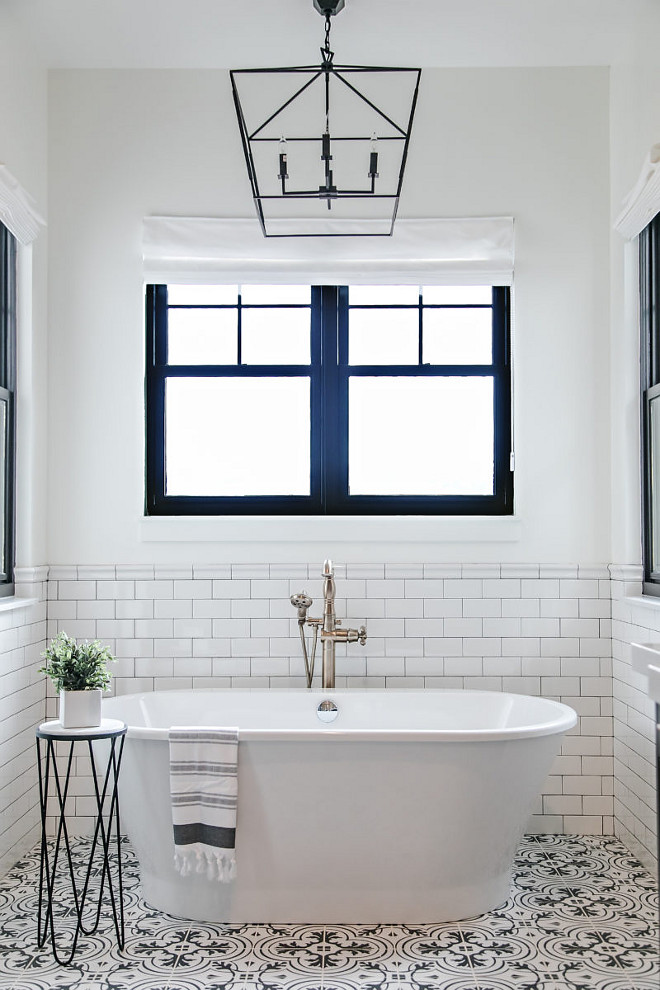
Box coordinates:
[168,308,237,365]
[240,285,310,305]
[165,377,310,496]
[422,286,492,305]
[349,377,494,495]
[349,309,418,365]
[241,308,310,365]
[167,285,239,305]
[0,399,6,577]
[349,285,419,306]
[423,308,492,365]
[650,394,660,574]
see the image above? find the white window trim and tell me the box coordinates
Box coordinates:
[0,167,46,587]
[139,515,522,544]
[0,165,45,245]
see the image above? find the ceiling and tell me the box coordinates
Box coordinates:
[1,0,651,70]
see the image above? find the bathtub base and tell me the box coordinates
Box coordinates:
[140,868,511,924]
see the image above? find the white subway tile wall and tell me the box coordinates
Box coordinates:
[0,562,646,872]
[40,562,626,844]
[611,566,659,873]
[0,568,47,874]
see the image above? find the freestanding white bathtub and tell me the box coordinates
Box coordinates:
[103,688,576,923]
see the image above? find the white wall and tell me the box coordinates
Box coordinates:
[609,3,660,569]
[0,12,49,569]
[0,10,49,870]
[47,67,610,565]
[607,3,660,877]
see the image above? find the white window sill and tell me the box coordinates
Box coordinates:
[625,594,660,611]
[139,515,522,544]
[0,596,39,612]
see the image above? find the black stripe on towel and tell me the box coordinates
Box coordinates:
[170,763,238,774]
[171,793,237,808]
[173,823,236,849]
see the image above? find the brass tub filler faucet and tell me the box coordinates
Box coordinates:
[291,559,367,689]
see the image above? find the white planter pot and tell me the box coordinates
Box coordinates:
[59,688,103,729]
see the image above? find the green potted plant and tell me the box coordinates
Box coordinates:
[39,632,116,729]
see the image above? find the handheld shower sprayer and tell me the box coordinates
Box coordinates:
[290,592,313,622]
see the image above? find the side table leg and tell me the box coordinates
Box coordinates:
[78,735,126,949]
[36,738,83,965]
[36,736,50,947]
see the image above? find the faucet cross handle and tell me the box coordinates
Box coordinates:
[344,625,368,645]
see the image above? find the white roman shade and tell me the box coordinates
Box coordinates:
[0,165,45,245]
[142,217,514,286]
[615,144,660,240]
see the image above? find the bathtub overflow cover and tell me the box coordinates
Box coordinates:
[317,699,339,723]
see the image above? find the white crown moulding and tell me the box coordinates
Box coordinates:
[0,166,45,245]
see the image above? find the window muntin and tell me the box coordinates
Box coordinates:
[145,283,512,515]
[0,223,15,593]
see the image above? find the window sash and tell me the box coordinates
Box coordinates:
[145,284,512,516]
[641,217,660,594]
[0,224,15,594]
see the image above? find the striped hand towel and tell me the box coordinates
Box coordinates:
[169,726,239,883]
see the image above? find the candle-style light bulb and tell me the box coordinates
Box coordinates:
[368,132,379,180]
[278,137,288,181]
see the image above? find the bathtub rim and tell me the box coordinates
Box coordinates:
[103,687,577,743]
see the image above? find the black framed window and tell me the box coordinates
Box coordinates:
[0,224,16,593]
[145,283,512,516]
[641,216,660,594]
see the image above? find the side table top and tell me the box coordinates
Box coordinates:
[37,718,127,741]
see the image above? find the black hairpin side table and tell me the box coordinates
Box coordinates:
[36,718,127,964]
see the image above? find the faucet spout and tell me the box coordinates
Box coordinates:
[322,559,336,613]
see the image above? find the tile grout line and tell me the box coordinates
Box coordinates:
[457,921,484,990]
[235,925,259,989]
[320,924,326,988]
[156,918,193,990]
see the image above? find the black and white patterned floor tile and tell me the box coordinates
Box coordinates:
[0,835,657,990]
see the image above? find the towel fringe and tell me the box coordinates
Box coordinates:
[173,844,236,883]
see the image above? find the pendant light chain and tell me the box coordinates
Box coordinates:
[324,13,332,133]
[324,13,331,56]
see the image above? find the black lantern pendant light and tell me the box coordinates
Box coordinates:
[230,0,421,237]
